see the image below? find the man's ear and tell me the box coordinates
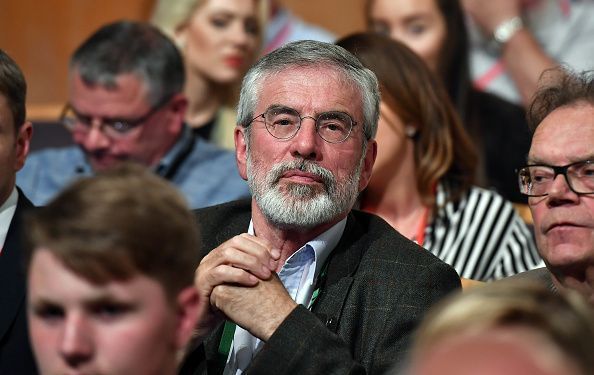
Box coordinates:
[167,94,188,134]
[234,126,248,181]
[14,121,32,172]
[174,286,202,350]
[358,139,377,192]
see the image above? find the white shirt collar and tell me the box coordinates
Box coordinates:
[0,187,19,251]
[247,217,347,279]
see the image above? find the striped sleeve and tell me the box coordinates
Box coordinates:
[424,186,543,281]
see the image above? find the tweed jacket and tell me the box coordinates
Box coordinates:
[180,200,461,375]
[0,190,38,374]
[501,267,557,293]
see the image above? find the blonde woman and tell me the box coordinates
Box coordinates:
[152,0,266,149]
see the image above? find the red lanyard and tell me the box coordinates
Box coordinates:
[414,206,430,246]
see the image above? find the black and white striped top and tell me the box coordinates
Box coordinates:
[423,184,543,281]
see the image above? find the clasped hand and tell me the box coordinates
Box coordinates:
[193,234,298,341]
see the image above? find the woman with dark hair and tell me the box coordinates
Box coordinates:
[365,0,532,203]
[337,33,541,281]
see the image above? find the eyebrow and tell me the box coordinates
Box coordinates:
[70,105,140,124]
[527,155,594,165]
[266,104,295,113]
[403,14,432,23]
[265,104,353,117]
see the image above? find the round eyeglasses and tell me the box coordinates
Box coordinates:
[517,160,594,197]
[60,95,172,139]
[251,106,357,144]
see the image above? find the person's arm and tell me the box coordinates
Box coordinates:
[493,206,543,279]
[499,28,557,105]
[462,0,557,105]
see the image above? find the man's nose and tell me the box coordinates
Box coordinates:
[547,173,579,205]
[229,22,251,47]
[59,313,93,367]
[290,118,320,161]
[82,121,110,151]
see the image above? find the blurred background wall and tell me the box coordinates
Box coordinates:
[0,0,366,120]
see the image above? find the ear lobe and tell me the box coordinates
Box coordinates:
[234,126,248,181]
[358,140,377,192]
[166,94,187,133]
[405,125,418,139]
[174,286,202,350]
[14,122,33,171]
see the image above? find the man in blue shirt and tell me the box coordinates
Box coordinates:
[17,21,249,209]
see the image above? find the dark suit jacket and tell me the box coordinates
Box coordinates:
[180,200,461,375]
[0,190,38,374]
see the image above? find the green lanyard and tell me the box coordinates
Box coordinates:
[217,320,237,368]
[216,258,330,368]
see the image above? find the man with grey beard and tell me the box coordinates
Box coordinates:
[180,40,461,375]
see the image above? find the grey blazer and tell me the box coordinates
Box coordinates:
[180,200,461,375]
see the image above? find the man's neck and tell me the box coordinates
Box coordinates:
[250,201,347,271]
[184,68,223,128]
[551,264,594,305]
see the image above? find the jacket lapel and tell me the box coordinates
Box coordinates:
[311,212,365,332]
[0,192,33,341]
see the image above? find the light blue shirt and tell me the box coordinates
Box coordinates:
[264,7,336,54]
[224,217,347,375]
[16,126,250,209]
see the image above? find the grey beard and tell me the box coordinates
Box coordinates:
[247,157,362,230]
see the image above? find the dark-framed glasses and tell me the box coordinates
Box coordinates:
[517,160,594,197]
[60,95,172,139]
[251,106,357,144]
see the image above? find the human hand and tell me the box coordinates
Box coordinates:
[210,272,298,341]
[462,0,523,35]
[192,233,281,338]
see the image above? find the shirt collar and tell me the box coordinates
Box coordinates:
[155,125,194,177]
[247,217,347,277]
[0,187,18,250]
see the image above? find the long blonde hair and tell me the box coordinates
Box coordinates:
[151,0,268,43]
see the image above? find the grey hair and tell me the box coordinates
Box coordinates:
[237,40,380,142]
[70,20,185,106]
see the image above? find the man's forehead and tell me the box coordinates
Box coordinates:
[30,250,160,303]
[257,66,361,113]
[529,104,594,163]
[69,71,152,114]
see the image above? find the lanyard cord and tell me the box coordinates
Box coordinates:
[216,257,331,367]
[414,206,430,246]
